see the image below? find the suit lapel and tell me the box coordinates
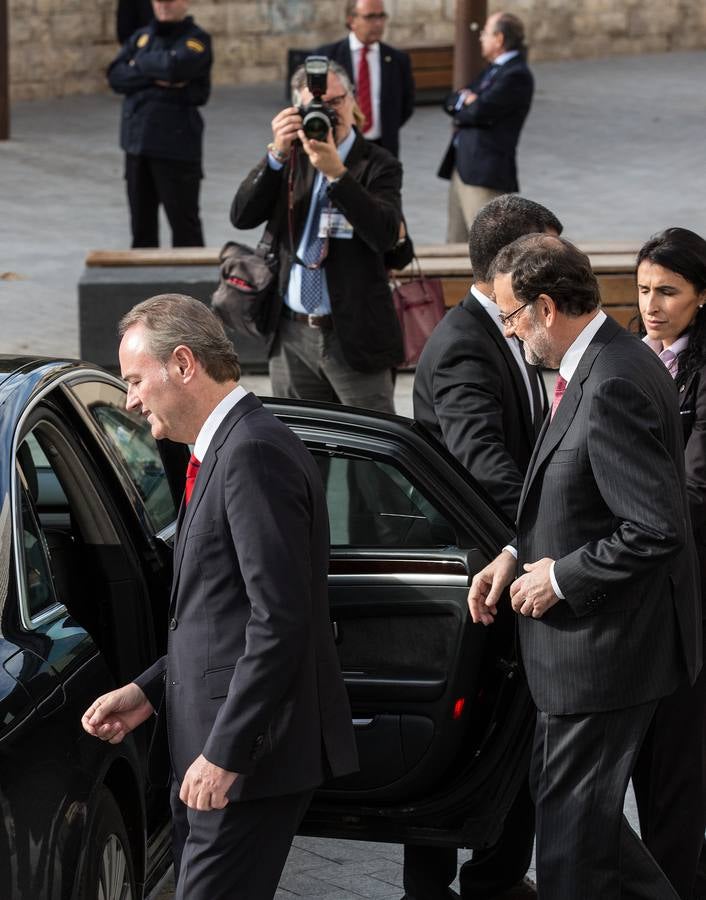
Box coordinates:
[518,317,620,520]
[170,393,263,610]
[463,293,536,446]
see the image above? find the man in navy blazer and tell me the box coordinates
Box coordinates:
[439,12,533,242]
[82,294,357,900]
[469,235,701,898]
[317,0,414,158]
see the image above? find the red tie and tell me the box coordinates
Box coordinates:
[551,375,568,419]
[357,45,373,133]
[185,453,200,505]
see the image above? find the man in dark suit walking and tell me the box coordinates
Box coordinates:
[439,12,533,242]
[469,234,702,899]
[317,0,415,158]
[407,195,561,900]
[82,294,358,900]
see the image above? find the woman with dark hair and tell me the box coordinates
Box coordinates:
[633,226,706,900]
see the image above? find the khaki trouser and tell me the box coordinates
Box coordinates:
[446,169,504,243]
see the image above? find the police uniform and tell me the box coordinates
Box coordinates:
[108,15,212,247]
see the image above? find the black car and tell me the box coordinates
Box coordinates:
[0,356,533,898]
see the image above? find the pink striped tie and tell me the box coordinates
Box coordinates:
[551,375,567,419]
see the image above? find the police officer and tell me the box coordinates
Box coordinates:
[108,0,212,247]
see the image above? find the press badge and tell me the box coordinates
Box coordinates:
[318,209,354,239]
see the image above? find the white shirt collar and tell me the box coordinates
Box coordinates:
[193,384,249,461]
[349,32,380,54]
[559,310,607,383]
[494,49,520,66]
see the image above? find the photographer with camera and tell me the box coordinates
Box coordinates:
[231,58,404,412]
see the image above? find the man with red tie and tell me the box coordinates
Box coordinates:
[317,0,415,158]
[82,293,357,900]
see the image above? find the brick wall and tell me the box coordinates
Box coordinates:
[9,0,706,101]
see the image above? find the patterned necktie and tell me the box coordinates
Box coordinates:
[299,178,330,313]
[551,375,568,419]
[659,347,678,378]
[357,45,373,133]
[185,453,200,505]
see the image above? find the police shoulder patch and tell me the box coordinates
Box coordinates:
[136,33,149,48]
[186,38,205,53]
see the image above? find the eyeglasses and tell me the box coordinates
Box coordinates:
[354,12,388,20]
[498,302,530,327]
[324,93,349,108]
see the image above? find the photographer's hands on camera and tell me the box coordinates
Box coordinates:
[270,108,346,182]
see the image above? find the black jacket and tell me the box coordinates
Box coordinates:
[438,54,533,192]
[679,363,706,611]
[231,133,404,373]
[116,0,153,45]
[136,395,358,800]
[517,319,701,714]
[108,16,212,162]
[413,292,544,521]
[316,39,415,158]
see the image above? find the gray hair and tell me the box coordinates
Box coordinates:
[119,294,241,383]
[290,59,355,106]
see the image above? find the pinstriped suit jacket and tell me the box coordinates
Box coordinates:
[516,317,702,715]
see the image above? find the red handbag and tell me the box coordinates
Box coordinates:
[391,259,446,369]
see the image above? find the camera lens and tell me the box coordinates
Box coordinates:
[302,110,331,141]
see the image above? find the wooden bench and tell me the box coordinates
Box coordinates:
[80,241,640,370]
[403,44,453,104]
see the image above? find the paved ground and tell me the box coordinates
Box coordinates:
[1,49,700,899]
[1,50,706,358]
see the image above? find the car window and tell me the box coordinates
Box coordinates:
[19,485,58,619]
[70,382,177,532]
[314,454,458,547]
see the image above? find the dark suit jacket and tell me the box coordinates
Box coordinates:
[136,393,358,801]
[438,54,533,192]
[413,292,544,520]
[516,317,702,715]
[680,363,706,611]
[231,133,404,373]
[316,38,415,158]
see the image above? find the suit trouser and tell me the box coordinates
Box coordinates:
[170,779,314,900]
[632,641,706,900]
[402,779,535,898]
[125,153,204,248]
[531,702,680,900]
[269,315,395,413]
[446,170,503,243]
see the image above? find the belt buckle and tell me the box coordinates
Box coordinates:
[307,314,321,328]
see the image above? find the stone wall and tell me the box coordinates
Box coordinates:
[9,0,706,102]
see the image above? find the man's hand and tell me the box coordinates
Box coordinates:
[179,754,239,811]
[271,106,303,158]
[82,683,154,744]
[298,127,346,181]
[468,549,516,625]
[460,89,478,106]
[509,558,560,619]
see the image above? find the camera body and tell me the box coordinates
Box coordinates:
[298,56,338,141]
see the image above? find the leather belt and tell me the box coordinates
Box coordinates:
[281,305,333,329]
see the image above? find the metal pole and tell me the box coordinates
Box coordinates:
[0,0,8,140]
[453,0,487,89]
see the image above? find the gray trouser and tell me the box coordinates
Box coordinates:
[269,316,395,414]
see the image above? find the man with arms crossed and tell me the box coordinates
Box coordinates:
[469,234,701,899]
[82,294,357,900]
[408,195,560,899]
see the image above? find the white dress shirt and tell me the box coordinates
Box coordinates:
[349,32,381,141]
[193,385,249,462]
